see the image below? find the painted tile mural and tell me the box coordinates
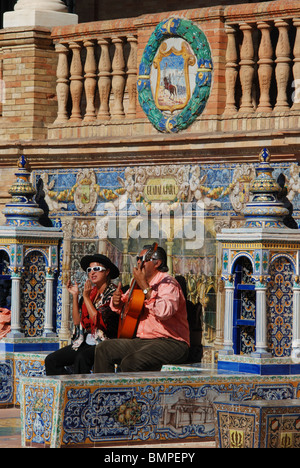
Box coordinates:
[33,161,300,233]
[32,161,300,353]
[20,372,300,447]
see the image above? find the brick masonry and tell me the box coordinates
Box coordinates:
[0,27,57,141]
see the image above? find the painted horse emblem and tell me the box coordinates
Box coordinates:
[152,39,196,113]
[163,77,177,100]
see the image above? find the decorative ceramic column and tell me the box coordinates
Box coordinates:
[252,276,271,357]
[43,268,56,337]
[220,276,235,355]
[0,155,62,351]
[7,268,23,338]
[214,276,225,347]
[292,276,300,359]
[4,0,78,28]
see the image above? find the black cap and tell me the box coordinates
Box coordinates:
[80,254,119,279]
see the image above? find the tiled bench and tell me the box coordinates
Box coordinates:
[213,399,300,448]
[19,370,300,447]
[0,351,49,406]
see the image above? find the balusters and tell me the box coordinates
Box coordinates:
[239,23,255,113]
[126,36,138,118]
[98,38,111,120]
[224,25,239,115]
[292,19,300,110]
[83,40,97,121]
[111,37,126,119]
[0,57,3,117]
[257,21,273,112]
[55,43,69,123]
[274,19,291,111]
[53,34,135,123]
[224,18,298,115]
[69,41,83,121]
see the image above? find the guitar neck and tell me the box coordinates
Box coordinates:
[127,278,137,301]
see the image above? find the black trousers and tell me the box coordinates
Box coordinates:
[44,342,95,376]
[94,337,189,373]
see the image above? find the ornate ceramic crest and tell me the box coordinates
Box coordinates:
[74,169,97,214]
[137,17,213,133]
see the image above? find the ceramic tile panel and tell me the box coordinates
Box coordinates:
[14,352,47,405]
[214,399,300,448]
[31,161,300,355]
[20,371,300,447]
[0,353,14,406]
[0,351,52,407]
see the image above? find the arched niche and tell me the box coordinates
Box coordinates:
[232,255,256,355]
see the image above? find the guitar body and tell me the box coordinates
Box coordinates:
[117,288,145,339]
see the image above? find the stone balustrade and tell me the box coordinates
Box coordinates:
[1,0,299,143]
[49,1,300,135]
[52,20,138,124]
[224,17,300,115]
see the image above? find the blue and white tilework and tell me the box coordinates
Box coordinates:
[20,369,300,447]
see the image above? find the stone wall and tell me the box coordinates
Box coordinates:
[0,28,57,141]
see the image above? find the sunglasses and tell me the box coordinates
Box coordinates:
[86,266,107,273]
[136,256,156,262]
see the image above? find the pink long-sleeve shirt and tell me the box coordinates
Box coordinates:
[112,272,190,346]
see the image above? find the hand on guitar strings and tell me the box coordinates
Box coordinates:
[132,262,149,292]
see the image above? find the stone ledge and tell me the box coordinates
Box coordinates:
[3,10,78,29]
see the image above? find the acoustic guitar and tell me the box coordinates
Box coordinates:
[117,242,158,339]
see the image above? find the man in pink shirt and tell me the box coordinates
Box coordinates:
[94,246,190,373]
